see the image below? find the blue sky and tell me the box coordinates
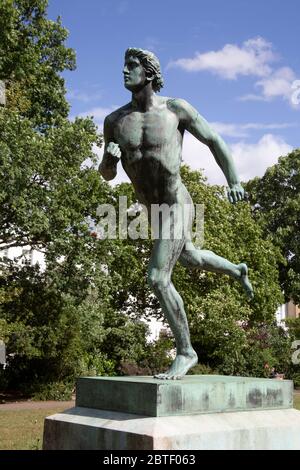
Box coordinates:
[48,0,300,185]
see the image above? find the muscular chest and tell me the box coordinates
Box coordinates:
[114,109,178,151]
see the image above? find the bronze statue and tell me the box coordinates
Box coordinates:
[99,48,253,379]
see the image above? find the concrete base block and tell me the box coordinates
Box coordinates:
[43,407,300,450]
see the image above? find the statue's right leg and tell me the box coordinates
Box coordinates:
[147,237,198,379]
[179,241,253,299]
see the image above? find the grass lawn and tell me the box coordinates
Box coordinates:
[0,406,70,450]
[0,395,300,450]
[294,393,300,411]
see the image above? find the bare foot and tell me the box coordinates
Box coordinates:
[154,350,198,380]
[238,263,254,299]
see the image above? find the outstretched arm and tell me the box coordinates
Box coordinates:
[98,116,121,181]
[171,99,244,203]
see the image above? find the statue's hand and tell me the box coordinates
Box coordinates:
[227,183,245,204]
[106,142,121,162]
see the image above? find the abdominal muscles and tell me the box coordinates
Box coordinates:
[122,147,183,207]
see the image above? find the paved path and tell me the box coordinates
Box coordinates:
[0,400,75,411]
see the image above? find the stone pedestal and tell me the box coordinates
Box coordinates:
[43,375,300,450]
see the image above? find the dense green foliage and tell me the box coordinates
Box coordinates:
[180,166,287,376]
[0,0,155,398]
[0,0,75,127]
[245,149,300,382]
[246,149,300,304]
[111,168,289,378]
[0,0,296,398]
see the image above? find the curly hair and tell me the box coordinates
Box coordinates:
[125,48,164,92]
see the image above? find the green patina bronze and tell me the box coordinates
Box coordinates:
[76,375,293,417]
[44,375,300,449]
[99,48,254,379]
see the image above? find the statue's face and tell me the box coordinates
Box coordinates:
[123,56,147,91]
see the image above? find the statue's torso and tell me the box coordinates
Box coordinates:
[111,97,186,206]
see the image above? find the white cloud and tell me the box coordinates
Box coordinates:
[210,122,249,138]
[67,89,103,103]
[240,67,298,106]
[242,122,296,131]
[230,134,292,182]
[170,37,299,108]
[256,67,298,106]
[169,37,276,79]
[238,94,268,102]
[211,121,297,138]
[78,106,118,127]
[182,132,292,184]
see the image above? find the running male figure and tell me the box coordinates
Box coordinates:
[99,48,253,379]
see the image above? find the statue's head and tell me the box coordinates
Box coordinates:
[124,48,164,92]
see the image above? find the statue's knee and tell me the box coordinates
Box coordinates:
[147,269,169,292]
[147,269,158,289]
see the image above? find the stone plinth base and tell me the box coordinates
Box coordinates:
[76,375,293,416]
[43,406,300,450]
[43,375,299,450]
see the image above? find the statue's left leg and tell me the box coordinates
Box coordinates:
[179,241,254,299]
[147,206,198,379]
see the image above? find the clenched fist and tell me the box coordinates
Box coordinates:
[106,142,121,161]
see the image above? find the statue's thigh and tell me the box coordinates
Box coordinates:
[149,237,185,273]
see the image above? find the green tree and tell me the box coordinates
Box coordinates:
[286,317,300,387]
[0,0,151,397]
[0,259,153,396]
[0,0,293,391]
[108,166,288,377]
[179,166,287,376]
[245,149,300,304]
[0,0,75,127]
[0,108,105,254]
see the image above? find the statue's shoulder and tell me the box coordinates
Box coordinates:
[166,97,193,119]
[104,103,131,125]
